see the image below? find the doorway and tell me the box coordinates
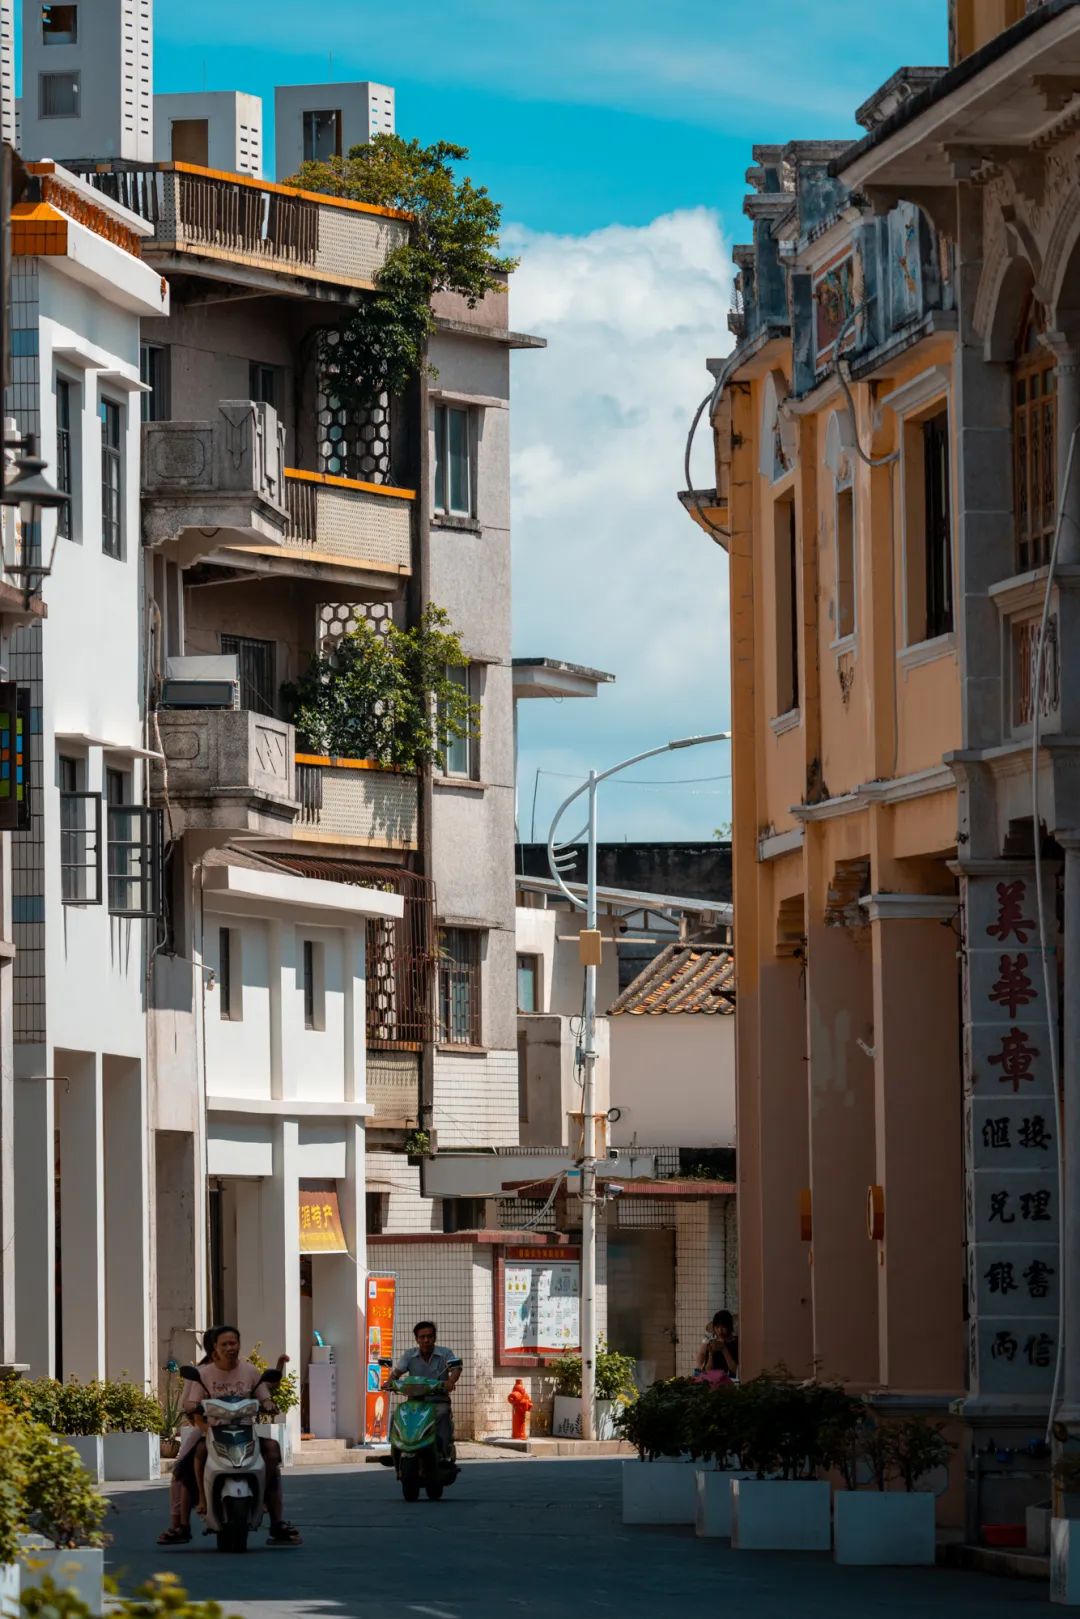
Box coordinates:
[606,1228,677,1387]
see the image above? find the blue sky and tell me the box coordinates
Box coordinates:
[153,0,950,844]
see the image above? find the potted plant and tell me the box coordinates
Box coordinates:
[18,1417,108,1616]
[685,1380,753,1539]
[100,1381,164,1483]
[51,1385,109,1486]
[549,1342,637,1442]
[158,1368,185,1461]
[834,1415,952,1565]
[248,1347,299,1463]
[728,1372,861,1552]
[616,1378,705,1525]
[0,1406,30,1617]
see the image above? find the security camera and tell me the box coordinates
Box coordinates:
[606,1147,620,1160]
[606,1183,625,1198]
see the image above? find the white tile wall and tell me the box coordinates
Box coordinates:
[433,1048,519,1147]
[367,1152,442,1234]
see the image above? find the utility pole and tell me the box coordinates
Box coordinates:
[547,733,729,1443]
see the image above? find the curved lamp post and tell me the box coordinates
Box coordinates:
[546,731,730,1439]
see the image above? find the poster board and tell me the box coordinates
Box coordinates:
[495,1246,581,1368]
[364,1273,396,1445]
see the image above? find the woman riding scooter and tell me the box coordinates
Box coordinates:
[158,1326,300,1547]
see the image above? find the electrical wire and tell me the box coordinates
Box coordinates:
[832,301,899,470]
[534,769,732,787]
[1036,423,1080,1440]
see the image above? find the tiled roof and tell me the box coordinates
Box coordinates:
[610,943,735,1017]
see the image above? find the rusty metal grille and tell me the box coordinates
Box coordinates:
[265,855,436,1047]
[1014,301,1057,572]
[177,172,318,263]
[1015,613,1060,729]
[438,927,481,1046]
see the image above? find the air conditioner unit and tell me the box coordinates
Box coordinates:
[160,656,240,711]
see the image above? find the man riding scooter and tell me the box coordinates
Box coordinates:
[392,1321,461,1463]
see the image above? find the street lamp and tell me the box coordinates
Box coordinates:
[0,433,68,606]
[546,731,731,1439]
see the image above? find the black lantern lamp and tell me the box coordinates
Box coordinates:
[0,432,68,607]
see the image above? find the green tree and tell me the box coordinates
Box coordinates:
[283,606,476,771]
[285,135,516,410]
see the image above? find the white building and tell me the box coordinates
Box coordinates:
[19,0,153,165]
[154,92,262,175]
[6,160,169,1385]
[273,80,394,179]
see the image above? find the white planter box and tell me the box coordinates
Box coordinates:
[1029,1504,1052,1556]
[257,1420,292,1465]
[695,1470,754,1538]
[834,1490,936,1565]
[621,1457,698,1525]
[64,1436,104,1484]
[1053,1518,1080,1604]
[20,1547,103,1616]
[730,1478,832,1551]
[103,1431,160,1482]
[551,1397,617,1440]
[0,1562,18,1619]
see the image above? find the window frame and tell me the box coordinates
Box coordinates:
[302,108,343,164]
[438,926,482,1047]
[516,952,540,1014]
[900,400,954,648]
[218,926,242,1021]
[55,374,75,540]
[248,362,281,411]
[99,396,123,559]
[433,403,474,518]
[833,479,856,645]
[441,663,480,780]
[39,70,79,118]
[772,490,800,719]
[139,345,169,424]
[302,938,325,1032]
[220,633,277,717]
[42,4,78,44]
[105,783,162,920]
[1013,298,1057,574]
[59,756,101,907]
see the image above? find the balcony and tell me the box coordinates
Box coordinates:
[294,756,418,851]
[74,163,411,296]
[142,401,287,567]
[283,469,413,584]
[151,709,298,834]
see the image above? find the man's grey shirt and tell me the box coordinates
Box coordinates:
[393,1345,461,1400]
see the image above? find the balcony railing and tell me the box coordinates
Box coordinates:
[72,162,411,292]
[151,709,297,833]
[283,469,413,574]
[295,756,418,849]
[142,401,287,560]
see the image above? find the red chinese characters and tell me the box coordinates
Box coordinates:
[989,954,1037,1018]
[986,880,1036,945]
[988,1026,1040,1093]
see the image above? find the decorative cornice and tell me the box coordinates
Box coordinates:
[859,893,958,923]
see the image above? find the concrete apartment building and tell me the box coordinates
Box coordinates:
[6,0,543,1439]
[686,0,1080,1531]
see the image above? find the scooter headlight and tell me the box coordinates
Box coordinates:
[213,1436,256,1467]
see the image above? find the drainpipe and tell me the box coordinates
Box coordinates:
[411,360,436,1163]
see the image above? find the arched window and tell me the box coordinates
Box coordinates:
[1013,296,1056,572]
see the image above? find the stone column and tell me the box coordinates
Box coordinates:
[234,1118,301,1445]
[57,1049,106,1380]
[805,848,878,1386]
[863,894,964,1392]
[1045,333,1080,566]
[1058,837,1080,1424]
[310,1122,366,1442]
[14,1059,56,1375]
[103,1055,152,1384]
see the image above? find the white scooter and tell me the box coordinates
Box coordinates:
[179,1364,274,1554]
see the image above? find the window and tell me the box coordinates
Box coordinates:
[923,411,954,640]
[218,927,242,1020]
[517,953,540,1014]
[105,767,161,917]
[100,399,122,558]
[220,634,276,716]
[170,118,209,167]
[302,939,325,1031]
[39,71,79,118]
[303,109,342,164]
[1014,299,1057,572]
[438,927,481,1046]
[366,1192,387,1236]
[60,756,101,905]
[140,345,169,424]
[442,664,479,778]
[42,4,78,43]
[434,404,472,517]
[56,378,72,540]
[835,484,856,641]
[249,364,279,410]
[773,493,799,715]
[442,1197,484,1234]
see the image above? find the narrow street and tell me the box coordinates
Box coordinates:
[106,1459,1046,1618]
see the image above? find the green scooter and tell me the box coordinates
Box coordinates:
[378,1363,459,1502]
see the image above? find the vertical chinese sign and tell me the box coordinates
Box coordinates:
[364,1273,396,1445]
[964,870,1059,1399]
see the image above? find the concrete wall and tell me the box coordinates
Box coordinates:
[154,91,262,175]
[514,905,620,1016]
[273,81,394,182]
[518,1013,610,1150]
[20,0,152,163]
[609,1015,735,1151]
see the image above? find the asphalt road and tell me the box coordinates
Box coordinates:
[102,1459,1050,1619]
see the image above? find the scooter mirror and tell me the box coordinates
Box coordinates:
[377,1357,393,1369]
[260,1368,282,1386]
[178,1366,201,1381]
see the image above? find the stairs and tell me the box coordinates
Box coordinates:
[291,1438,368,1467]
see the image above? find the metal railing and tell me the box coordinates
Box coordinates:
[282,469,413,571]
[293,755,418,847]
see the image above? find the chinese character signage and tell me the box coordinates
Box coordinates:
[298,1189,348,1253]
[963,870,1059,1398]
[364,1273,396,1446]
[0,683,30,832]
[496,1246,582,1366]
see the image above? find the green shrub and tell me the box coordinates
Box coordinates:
[683,1382,741,1468]
[52,1384,108,1441]
[20,1574,240,1618]
[549,1343,638,1405]
[99,1382,164,1437]
[20,1429,107,1549]
[0,1407,30,1565]
[884,1416,954,1492]
[614,1377,704,1460]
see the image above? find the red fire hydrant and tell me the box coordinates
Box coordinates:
[508,1378,532,1440]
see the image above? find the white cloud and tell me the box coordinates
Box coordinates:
[508,208,733,843]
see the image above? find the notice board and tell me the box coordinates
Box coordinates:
[496,1246,581,1367]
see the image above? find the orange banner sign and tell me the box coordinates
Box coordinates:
[364,1273,397,1444]
[298,1189,348,1253]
